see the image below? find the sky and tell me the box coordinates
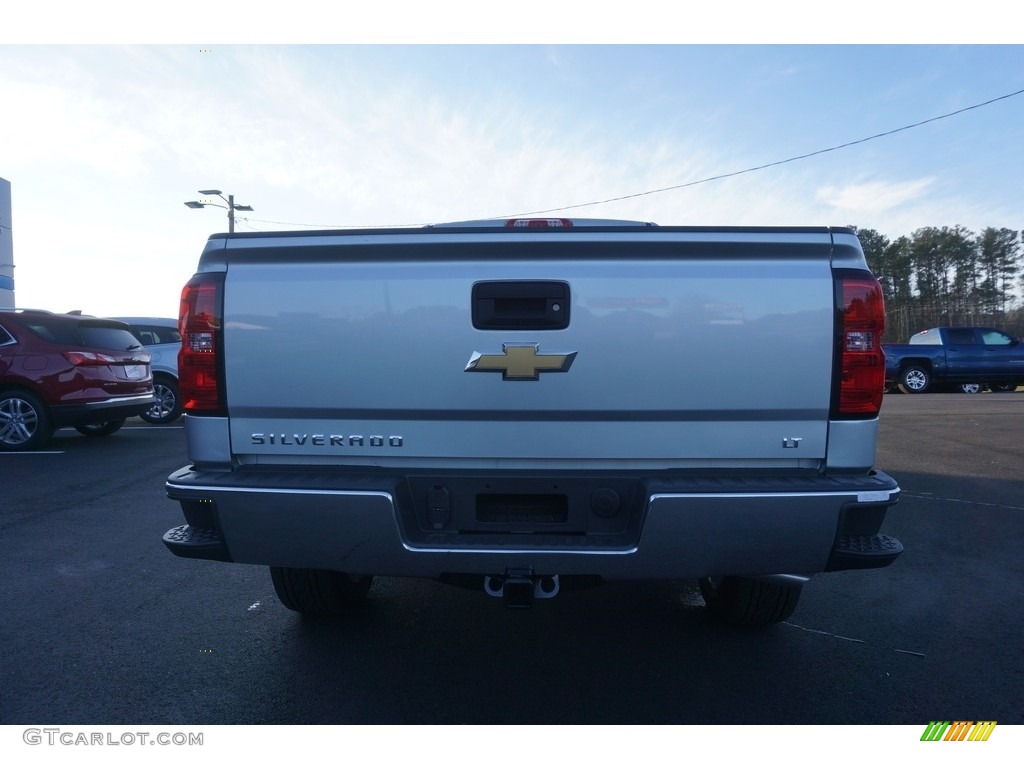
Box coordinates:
[2,6,1023,318]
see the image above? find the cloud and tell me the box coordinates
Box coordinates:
[815,178,935,215]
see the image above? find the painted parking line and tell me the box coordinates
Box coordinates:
[903,491,1024,512]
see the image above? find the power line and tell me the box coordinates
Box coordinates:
[502,87,1024,218]
[229,86,1024,230]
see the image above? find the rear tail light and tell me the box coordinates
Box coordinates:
[833,272,886,418]
[62,351,117,365]
[178,273,226,414]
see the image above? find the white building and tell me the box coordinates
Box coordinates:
[0,177,12,308]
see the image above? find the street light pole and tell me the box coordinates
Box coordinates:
[184,189,254,233]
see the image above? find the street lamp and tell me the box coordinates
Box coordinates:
[184,189,254,233]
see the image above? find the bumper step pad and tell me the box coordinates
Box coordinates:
[826,533,903,571]
[162,524,233,562]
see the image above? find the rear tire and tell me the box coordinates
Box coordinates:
[699,576,801,627]
[0,390,54,451]
[959,383,982,394]
[75,418,126,437]
[270,567,373,616]
[993,383,1019,393]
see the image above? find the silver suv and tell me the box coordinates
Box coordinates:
[114,318,182,424]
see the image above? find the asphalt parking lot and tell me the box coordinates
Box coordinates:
[1,393,1022,725]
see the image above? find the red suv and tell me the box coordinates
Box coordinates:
[0,310,155,451]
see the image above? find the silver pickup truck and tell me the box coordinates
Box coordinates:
[163,219,902,626]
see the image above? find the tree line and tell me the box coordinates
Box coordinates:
[853,226,1024,343]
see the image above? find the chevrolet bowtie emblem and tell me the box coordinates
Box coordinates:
[465,344,578,381]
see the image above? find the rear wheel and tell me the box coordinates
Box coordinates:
[270,567,374,616]
[0,390,54,451]
[898,365,931,394]
[959,383,982,394]
[699,576,802,627]
[75,418,126,437]
[140,376,182,424]
[993,383,1019,393]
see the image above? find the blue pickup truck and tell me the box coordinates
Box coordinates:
[884,327,1024,394]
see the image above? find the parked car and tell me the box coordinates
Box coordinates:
[113,317,182,424]
[883,326,1024,394]
[0,309,154,450]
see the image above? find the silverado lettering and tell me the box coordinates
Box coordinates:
[250,433,404,447]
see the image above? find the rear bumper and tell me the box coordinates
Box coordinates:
[163,466,901,581]
[52,394,156,427]
[164,466,901,579]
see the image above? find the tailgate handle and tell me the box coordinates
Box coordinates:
[472,281,570,330]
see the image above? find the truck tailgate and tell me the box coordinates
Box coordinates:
[221,236,835,467]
